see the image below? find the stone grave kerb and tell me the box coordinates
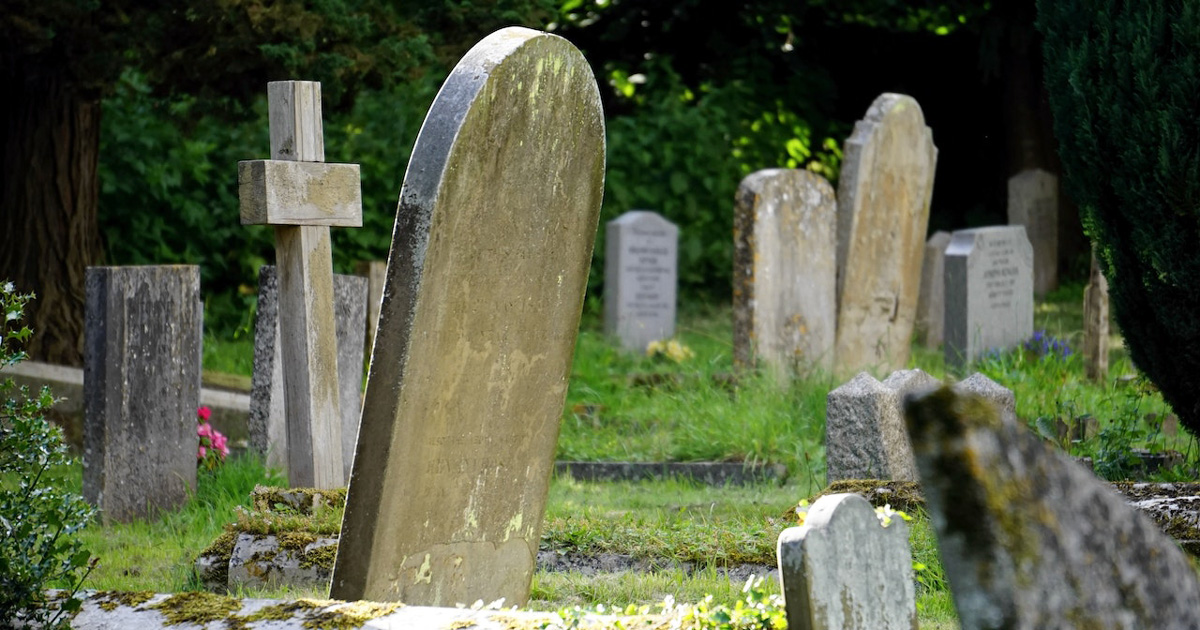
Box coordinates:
[238,81,363,489]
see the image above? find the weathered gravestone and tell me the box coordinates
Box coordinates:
[1083,251,1109,382]
[355,260,387,364]
[331,27,605,606]
[827,370,1016,484]
[826,369,937,483]
[733,169,837,378]
[83,266,201,523]
[604,210,678,351]
[944,226,1034,369]
[834,93,937,375]
[238,80,363,489]
[777,493,917,630]
[1006,168,1058,295]
[915,230,951,347]
[903,386,1200,629]
[249,265,367,481]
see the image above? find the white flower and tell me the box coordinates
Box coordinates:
[1,282,12,294]
[6,310,19,322]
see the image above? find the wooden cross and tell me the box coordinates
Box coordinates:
[238,81,362,489]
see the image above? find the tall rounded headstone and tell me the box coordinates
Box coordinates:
[733,169,837,379]
[331,28,605,607]
[835,93,937,375]
[1006,168,1058,295]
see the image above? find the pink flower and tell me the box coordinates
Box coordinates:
[198,445,207,459]
[198,423,212,439]
[197,406,212,421]
[212,432,229,458]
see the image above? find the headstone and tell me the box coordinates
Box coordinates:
[944,225,1034,369]
[914,230,951,347]
[825,368,938,483]
[238,80,363,489]
[83,265,201,523]
[1006,168,1058,295]
[903,386,1200,629]
[955,372,1018,426]
[604,211,679,351]
[777,493,917,630]
[331,27,605,607]
[1083,251,1109,382]
[248,265,367,481]
[355,260,387,367]
[834,93,937,375]
[732,169,837,378]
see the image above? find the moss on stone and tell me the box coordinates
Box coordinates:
[278,531,320,551]
[300,600,403,629]
[801,480,926,519]
[298,541,339,571]
[92,590,155,612]
[148,591,241,625]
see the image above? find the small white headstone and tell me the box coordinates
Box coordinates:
[604,211,679,351]
[944,226,1034,369]
[777,493,917,630]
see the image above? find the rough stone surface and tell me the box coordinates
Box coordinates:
[825,369,937,483]
[954,372,1017,426]
[1083,251,1110,382]
[834,93,937,375]
[249,265,367,480]
[332,27,606,607]
[1006,168,1058,295]
[944,226,1034,369]
[555,461,787,485]
[777,493,917,630]
[903,386,1200,630]
[227,532,339,591]
[915,230,951,347]
[604,210,679,351]
[83,265,201,524]
[733,169,836,379]
[355,260,387,365]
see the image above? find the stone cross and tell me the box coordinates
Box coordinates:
[238,81,363,489]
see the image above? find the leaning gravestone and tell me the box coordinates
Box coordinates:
[248,265,367,481]
[1007,168,1058,295]
[733,169,837,378]
[777,493,917,630]
[604,211,679,351]
[835,93,937,375]
[944,226,1034,369]
[915,230,951,347]
[331,27,605,607]
[1083,251,1109,382]
[903,386,1200,629]
[83,265,202,523]
[238,80,363,489]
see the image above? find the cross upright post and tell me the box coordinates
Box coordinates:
[238,81,362,488]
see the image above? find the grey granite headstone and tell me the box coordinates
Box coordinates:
[332,27,605,607]
[915,230,951,347]
[955,372,1018,426]
[604,210,678,351]
[1007,168,1058,295]
[777,493,917,630]
[249,265,367,482]
[903,386,1200,629]
[83,265,201,523]
[835,93,937,375]
[944,226,1034,369]
[1083,251,1109,382]
[825,368,938,483]
[733,169,837,379]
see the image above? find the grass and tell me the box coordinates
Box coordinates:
[14,280,1194,630]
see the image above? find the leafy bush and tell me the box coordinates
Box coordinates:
[1039,2,1200,437]
[0,283,95,628]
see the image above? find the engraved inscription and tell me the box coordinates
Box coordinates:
[981,236,1019,310]
[623,226,672,318]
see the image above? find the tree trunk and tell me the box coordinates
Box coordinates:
[0,76,103,367]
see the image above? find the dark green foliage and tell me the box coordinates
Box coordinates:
[1038,2,1200,435]
[0,284,95,629]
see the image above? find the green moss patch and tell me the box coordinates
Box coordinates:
[149,591,241,625]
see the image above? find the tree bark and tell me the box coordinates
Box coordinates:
[0,75,103,367]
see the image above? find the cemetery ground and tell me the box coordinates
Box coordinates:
[8,281,1193,629]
